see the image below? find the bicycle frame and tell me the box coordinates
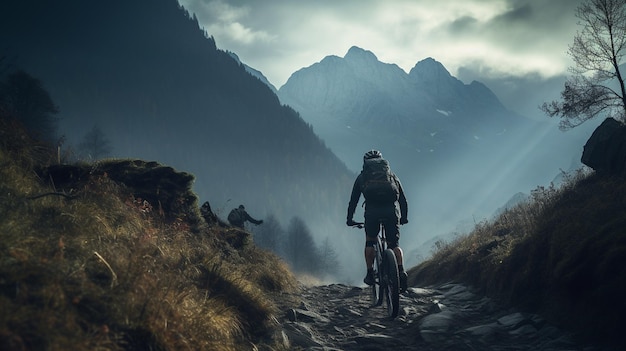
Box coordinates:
[371,226,384,305]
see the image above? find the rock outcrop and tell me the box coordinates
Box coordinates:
[39,159,202,227]
[582,117,626,176]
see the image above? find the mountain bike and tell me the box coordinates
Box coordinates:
[352,221,400,319]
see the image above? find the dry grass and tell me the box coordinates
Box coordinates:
[0,118,297,351]
[410,168,626,349]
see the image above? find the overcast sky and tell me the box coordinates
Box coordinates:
[177,0,586,118]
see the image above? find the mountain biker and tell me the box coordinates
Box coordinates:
[228,205,263,229]
[346,150,409,292]
[200,201,229,227]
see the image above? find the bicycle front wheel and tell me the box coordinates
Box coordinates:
[382,248,400,318]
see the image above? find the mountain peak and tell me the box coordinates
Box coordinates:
[344,46,378,62]
[409,57,452,79]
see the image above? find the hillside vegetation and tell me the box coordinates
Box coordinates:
[409,168,626,349]
[0,117,297,351]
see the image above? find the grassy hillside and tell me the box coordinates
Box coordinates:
[0,117,297,350]
[409,168,626,349]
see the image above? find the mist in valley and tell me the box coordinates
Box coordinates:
[298,118,601,284]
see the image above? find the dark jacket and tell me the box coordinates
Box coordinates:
[347,170,408,222]
[228,207,263,228]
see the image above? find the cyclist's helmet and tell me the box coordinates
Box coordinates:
[363,149,382,160]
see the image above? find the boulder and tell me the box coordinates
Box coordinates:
[581,118,626,176]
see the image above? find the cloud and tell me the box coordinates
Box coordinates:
[495,3,533,22]
[178,0,587,90]
[205,21,274,44]
[448,16,480,33]
[182,0,275,45]
[205,0,248,22]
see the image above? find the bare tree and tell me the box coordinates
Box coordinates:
[78,125,112,160]
[542,0,626,129]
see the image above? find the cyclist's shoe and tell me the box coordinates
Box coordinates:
[400,271,408,292]
[363,270,375,286]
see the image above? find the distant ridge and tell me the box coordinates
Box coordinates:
[227,51,278,93]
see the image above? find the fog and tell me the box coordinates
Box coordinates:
[295,111,602,285]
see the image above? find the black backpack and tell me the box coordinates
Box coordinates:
[228,208,243,223]
[361,158,399,203]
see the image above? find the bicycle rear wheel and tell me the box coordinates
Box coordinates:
[382,248,400,318]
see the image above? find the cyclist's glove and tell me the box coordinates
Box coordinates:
[346,218,358,226]
[400,217,408,225]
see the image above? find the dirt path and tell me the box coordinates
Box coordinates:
[272,282,600,351]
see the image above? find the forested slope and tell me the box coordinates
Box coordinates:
[0,0,353,234]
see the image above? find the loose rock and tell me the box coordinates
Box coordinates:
[271,282,603,350]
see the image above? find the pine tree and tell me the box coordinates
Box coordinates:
[0,70,58,141]
[252,214,283,254]
[318,236,340,279]
[285,217,320,275]
[78,125,112,160]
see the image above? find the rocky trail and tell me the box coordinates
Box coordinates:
[272,282,602,351]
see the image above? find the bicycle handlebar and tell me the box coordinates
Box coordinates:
[349,222,364,229]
